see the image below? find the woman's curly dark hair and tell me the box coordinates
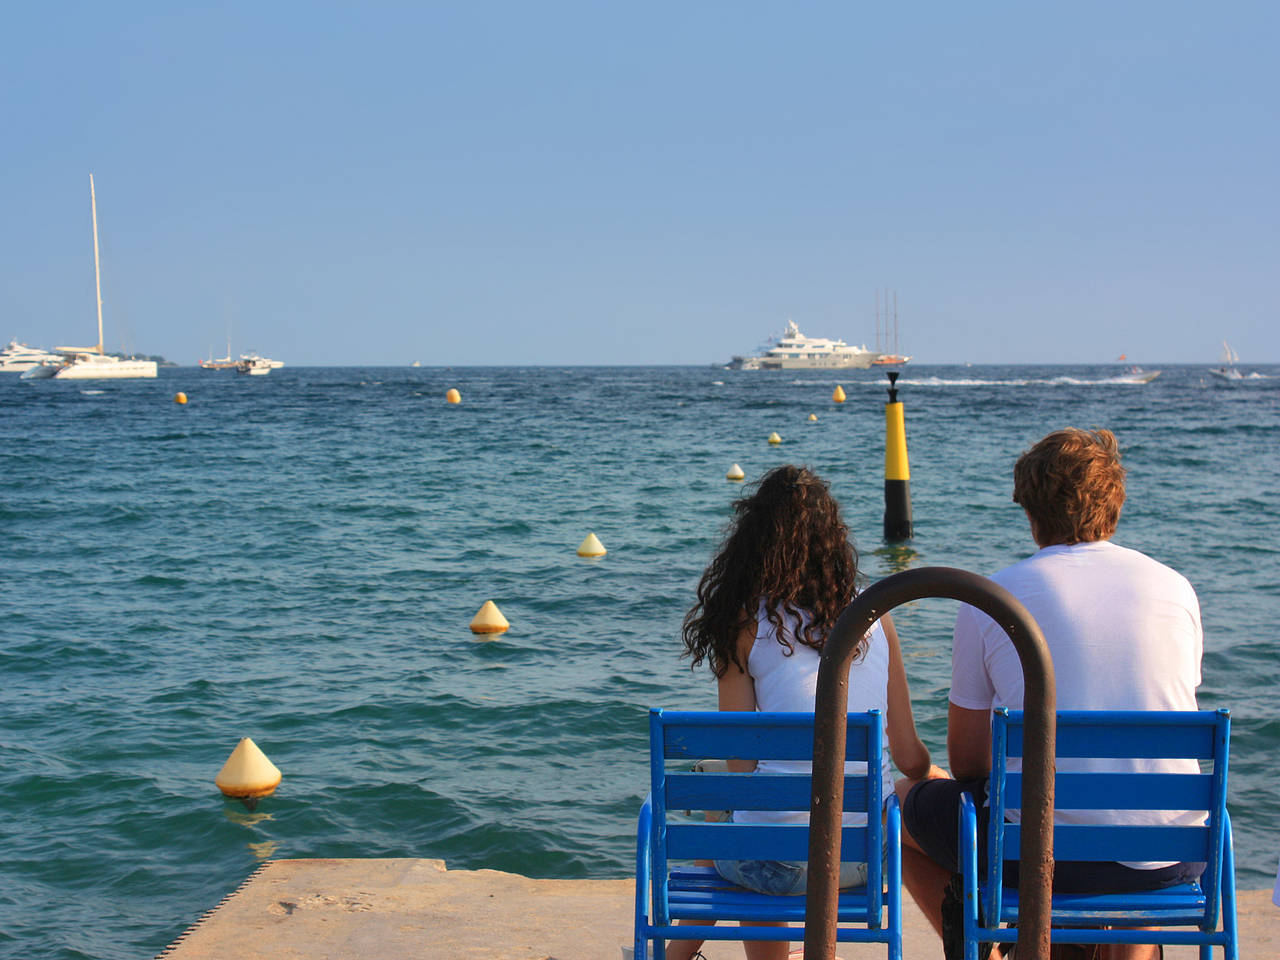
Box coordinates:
[682,465,860,677]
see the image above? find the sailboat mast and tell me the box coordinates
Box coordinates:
[90,174,104,355]
[875,289,881,352]
[893,290,899,354]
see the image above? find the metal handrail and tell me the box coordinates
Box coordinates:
[803,566,1057,960]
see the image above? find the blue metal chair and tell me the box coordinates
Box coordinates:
[634,708,902,959]
[960,709,1238,959]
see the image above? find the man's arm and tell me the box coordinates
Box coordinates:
[946,702,992,781]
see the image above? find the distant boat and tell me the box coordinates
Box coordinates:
[199,339,238,370]
[1117,366,1162,384]
[236,353,282,375]
[727,319,879,370]
[22,175,156,380]
[870,289,910,365]
[0,339,64,373]
[1209,341,1243,381]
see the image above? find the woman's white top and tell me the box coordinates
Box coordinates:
[733,599,891,827]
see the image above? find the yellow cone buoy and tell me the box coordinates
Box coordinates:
[216,738,282,809]
[446,388,461,404]
[470,600,510,635]
[577,532,607,557]
[767,431,782,444]
[832,385,846,403]
[808,413,818,422]
[174,392,188,405]
[726,463,745,481]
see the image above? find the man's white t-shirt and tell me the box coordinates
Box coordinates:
[950,540,1204,869]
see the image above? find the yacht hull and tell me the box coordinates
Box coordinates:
[53,358,158,379]
[20,363,60,380]
[759,354,877,370]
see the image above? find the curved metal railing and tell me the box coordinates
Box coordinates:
[803,566,1057,960]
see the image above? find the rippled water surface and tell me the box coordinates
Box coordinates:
[2,364,1277,959]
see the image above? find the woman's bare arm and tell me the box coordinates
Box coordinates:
[881,613,933,780]
[716,621,759,773]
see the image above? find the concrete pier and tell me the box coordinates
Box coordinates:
[157,859,1274,959]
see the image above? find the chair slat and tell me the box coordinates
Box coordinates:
[662,712,875,761]
[667,822,871,861]
[1002,822,1211,862]
[1005,772,1212,811]
[1005,712,1217,760]
[666,772,871,812]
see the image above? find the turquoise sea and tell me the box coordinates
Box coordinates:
[2,364,1277,959]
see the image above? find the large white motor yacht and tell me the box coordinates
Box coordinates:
[728,319,880,370]
[0,340,65,373]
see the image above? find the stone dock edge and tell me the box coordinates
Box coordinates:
[156,858,1275,960]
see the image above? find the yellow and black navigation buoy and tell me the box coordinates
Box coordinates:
[470,600,510,635]
[883,371,913,540]
[216,738,282,810]
[767,431,782,445]
[832,385,846,403]
[174,392,188,405]
[445,388,461,404]
[577,532,607,557]
[726,463,745,481]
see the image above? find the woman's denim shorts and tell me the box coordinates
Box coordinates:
[714,856,869,896]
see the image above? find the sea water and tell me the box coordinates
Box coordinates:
[1,365,1276,960]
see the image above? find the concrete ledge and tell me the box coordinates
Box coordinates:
[157,858,1276,959]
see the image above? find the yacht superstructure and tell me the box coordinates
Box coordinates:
[0,340,64,373]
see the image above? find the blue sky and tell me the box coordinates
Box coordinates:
[3,3,1275,365]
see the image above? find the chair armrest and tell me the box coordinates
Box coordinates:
[636,792,653,908]
[885,792,902,934]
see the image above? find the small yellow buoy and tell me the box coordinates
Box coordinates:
[726,463,745,481]
[174,392,187,405]
[768,431,782,445]
[470,600,510,635]
[446,388,461,404]
[216,738,282,810]
[808,413,818,422]
[577,532,607,557]
[832,385,846,403]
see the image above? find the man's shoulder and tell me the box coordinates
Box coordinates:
[1085,540,1193,584]
[993,540,1195,596]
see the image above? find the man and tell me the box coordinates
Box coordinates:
[896,428,1204,959]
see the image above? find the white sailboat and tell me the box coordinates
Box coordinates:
[1209,341,1243,381]
[23,175,157,380]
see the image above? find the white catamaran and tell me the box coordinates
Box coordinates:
[22,175,157,380]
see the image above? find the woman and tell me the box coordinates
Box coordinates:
[670,465,932,960]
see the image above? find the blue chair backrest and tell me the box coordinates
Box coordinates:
[988,708,1230,924]
[649,708,885,923]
